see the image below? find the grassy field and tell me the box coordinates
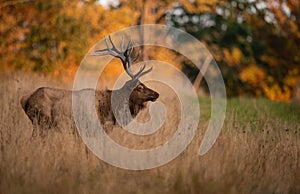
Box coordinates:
[0,71,300,194]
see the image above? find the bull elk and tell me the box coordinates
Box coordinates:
[21,35,159,137]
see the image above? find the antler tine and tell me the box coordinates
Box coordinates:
[91,36,127,62]
[124,43,151,80]
[129,62,153,80]
[121,34,125,52]
[90,36,114,55]
[134,63,146,78]
[88,36,112,56]
[104,36,113,53]
[88,34,152,80]
[129,41,134,56]
[88,52,110,56]
[135,65,153,79]
[125,56,135,79]
[124,38,134,57]
[124,38,134,68]
[108,35,123,54]
[126,38,132,50]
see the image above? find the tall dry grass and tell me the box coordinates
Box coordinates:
[0,71,299,194]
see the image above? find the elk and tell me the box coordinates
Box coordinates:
[20,35,159,137]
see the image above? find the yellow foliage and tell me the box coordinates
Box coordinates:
[262,84,291,102]
[182,0,218,13]
[240,65,265,86]
[232,47,242,64]
[223,47,242,67]
[223,48,233,66]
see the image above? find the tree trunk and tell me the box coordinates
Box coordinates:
[139,0,157,61]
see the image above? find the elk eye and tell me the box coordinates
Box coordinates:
[138,85,144,90]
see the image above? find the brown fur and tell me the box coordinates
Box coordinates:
[20,81,159,137]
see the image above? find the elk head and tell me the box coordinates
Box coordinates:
[130,83,159,103]
[89,35,159,124]
[89,35,159,105]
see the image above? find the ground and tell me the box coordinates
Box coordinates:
[0,71,299,194]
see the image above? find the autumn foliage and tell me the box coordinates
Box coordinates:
[0,0,299,101]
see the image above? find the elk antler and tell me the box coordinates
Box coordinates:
[88,35,152,80]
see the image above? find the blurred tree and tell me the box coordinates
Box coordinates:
[166,0,300,101]
[0,0,93,73]
[0,0,137,76]
[1,0,299,101]
[246,0,300,101]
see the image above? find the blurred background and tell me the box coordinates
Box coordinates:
[1,1,300,193]
[0,0,299,101]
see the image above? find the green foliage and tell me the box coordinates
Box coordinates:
[167,0,300,101]
[227,97,300,127]
[199,96,300,132]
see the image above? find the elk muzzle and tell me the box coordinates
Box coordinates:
[148,91,159,102]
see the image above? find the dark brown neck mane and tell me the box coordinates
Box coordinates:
[102,88,146,125]
[129,98,146,118]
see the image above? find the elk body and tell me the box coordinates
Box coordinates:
[21,35,159,137]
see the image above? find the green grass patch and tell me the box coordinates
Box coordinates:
[199,97,300,131]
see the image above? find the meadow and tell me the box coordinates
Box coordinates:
[0,71,299,194]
